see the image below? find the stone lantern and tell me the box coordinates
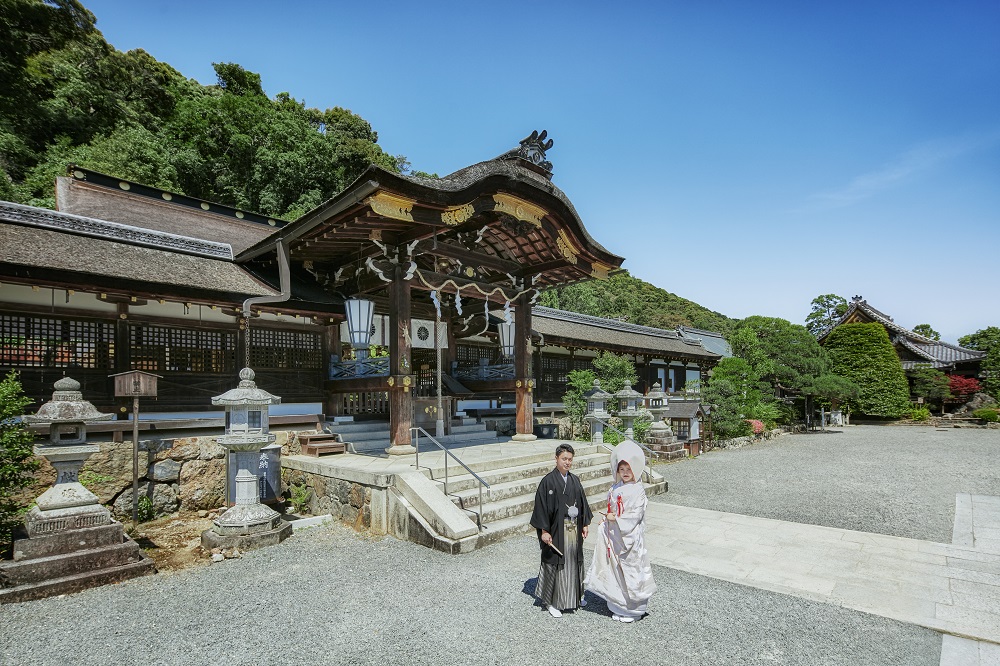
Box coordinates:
[614,381,644,440]
[644,381,679,460]
[583,379,613,445]
[1,377,154,603]
[201,368,291,552]
[21,377,114,535]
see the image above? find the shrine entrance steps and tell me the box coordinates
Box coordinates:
[326,416,503,455]
[405,442,667,553]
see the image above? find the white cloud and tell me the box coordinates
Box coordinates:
[803,130,1000,211]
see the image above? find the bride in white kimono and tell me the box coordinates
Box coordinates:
[584,439,657,622]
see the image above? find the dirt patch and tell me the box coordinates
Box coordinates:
[131,513,216,573]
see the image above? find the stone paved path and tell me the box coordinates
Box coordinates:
[585,495,1000,660]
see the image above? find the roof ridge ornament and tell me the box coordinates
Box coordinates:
[501,130,554,178]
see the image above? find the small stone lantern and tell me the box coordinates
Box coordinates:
[614,381,644,440]
[583,379,612,445]
[202,368,291,551]
[644,382,677,459]
[645,381,668,421]
[21,377,113,535]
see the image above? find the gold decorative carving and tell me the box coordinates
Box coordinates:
[441,203,475,226]
[555,229,579,265]
[492,194,546,228]
[366,192,415,221]
[387,377,395,387]
[589,262,611,280]
[369,229,382,241]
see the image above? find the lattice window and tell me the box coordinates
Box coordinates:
[541,355,569,383]
[0,314,114,369]
[671,419,691,441]
[250,329,323,369]
[130,324,235,373]
[456,344,495,364]
[571,357,594,373]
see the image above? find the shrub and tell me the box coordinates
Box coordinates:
[972,408,1000,423]
[825,323,911,418]
[746,419,766,435]
[907,406,932,422]
[1,372,39,551]
[949,376,982,402]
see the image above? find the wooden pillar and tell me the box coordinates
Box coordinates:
[114,303,130,420]
[512,292,536,441]
[386,266,415,454]
[323,321,343,417]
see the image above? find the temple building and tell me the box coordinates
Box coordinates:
[0,132,721,450]
[818,296,985,377]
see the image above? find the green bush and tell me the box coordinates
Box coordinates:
[907,406,932,421]
[137,495,155,523]
[972,408,1000,423]
[825,323,911,418]
[1,372,39,551]
[289,483,312,514]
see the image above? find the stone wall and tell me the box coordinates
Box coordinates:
[19,429,317,520]
[282,468,378,531]
[714,427,788,450]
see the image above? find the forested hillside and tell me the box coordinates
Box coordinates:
[0,0,405,219]
[540,272,736,335]
[2,1,736,331]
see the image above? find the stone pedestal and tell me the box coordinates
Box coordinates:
[0,521,154,603]
[646,420,685,461]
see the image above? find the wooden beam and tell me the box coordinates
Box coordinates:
[420,242,522,275]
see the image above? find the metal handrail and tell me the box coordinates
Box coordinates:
[585,415,655,484]
[411,426,491,530]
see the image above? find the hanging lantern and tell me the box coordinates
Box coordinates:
[497,317,515,360]
[345,297,375,359]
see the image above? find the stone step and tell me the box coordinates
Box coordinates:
[473,493,613,547]
[470,476,613,524]
[434,452,612,496]
[0,551,155,604]
[0,539,146,585]
[447,461,612,509]
[419,444,606,480]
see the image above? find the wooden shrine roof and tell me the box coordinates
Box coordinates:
[239,132,625,301]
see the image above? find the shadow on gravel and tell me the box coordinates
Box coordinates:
[521,577,620,619]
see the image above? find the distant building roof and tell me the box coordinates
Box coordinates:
[531,307,721,363]
[677,326,733,357]
[818,296,985,371]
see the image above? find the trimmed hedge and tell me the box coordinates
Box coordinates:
[824,323,911,418]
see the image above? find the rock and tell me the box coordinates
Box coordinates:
[211,553,224,563]
[198,438,225,460]
[80,442,149,503]
[112,482,180,519]
[158,439,201,462]
[349,484,364,509]
[223,547,241,559]
[177,458,226,510]
[148,459,182,483]
[198,510,209,518]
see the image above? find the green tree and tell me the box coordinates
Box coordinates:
[824,323,911,418]
[563,369,596,439]
[540,271,736,336]
[805,294,848,336]
[907,366,951,409]
[805,374,859,411]
[0,371,39,551]
[732,316,827,394]
[701,357,762,439]
[959,327,1000,400]
[590,351,637,394]
[912,324,941,341]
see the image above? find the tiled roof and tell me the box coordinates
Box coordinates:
[531,307,721,361]
[677,326,733,357]
[661,400,703,419]
[820,298,985,368]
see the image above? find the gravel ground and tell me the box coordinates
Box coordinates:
[5,424,980,666]
[654,425,1000,542]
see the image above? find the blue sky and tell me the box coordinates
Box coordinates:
[84,0,999,343]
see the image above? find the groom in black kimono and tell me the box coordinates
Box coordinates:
[530,443,593,618]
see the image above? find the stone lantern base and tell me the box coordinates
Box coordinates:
[646,420,685,461]
[0,521,155,604]
[200,504,292,552]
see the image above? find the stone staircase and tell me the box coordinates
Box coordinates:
[327,415,505,455]
[414,443,667,551]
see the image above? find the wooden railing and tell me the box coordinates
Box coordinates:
[336,391,390,416]
[451,363,514,381]
[328,356,390,380]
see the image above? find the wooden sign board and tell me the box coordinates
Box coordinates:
[110,371,161,398]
